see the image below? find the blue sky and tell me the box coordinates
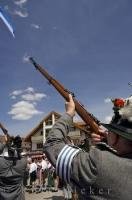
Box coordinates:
[0,0,132,136]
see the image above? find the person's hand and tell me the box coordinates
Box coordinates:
[4,134,9,143]
[65,94,75,117]
[91,125,108,145]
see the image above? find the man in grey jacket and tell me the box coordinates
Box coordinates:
[0,135,27,200]
[44,94,132,200]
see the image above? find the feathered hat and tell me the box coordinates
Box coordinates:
[102,96,132,140]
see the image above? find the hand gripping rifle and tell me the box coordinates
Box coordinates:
[0,122,22,158]
[29,57,100,135]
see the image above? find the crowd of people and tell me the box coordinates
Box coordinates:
[25,155,76,199]
[25,155,59,194]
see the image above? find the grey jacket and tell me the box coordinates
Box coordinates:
[44,113,132,200]
[0,143,27,200]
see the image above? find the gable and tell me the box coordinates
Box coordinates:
[24,111,61,142]
[33,128,43,137]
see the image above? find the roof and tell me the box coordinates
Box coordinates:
[24,111,61,142]
[24,111,90,142]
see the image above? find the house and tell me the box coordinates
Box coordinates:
[21,138,31,153]
[24,111,90,158]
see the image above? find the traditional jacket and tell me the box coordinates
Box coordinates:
[44,113,132,200]
[0,143,27,200]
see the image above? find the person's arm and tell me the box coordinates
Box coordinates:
[44,94,77,163]
[43,94,98,186]
[43,112,76,166]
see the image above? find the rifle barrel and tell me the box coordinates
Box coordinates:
[30,58,100,134]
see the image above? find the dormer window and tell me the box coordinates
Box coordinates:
[45,118,52,125]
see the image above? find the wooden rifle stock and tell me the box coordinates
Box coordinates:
[29,57,100,134]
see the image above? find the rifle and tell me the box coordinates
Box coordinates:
[29,57,100,135]
[0,122,10,140]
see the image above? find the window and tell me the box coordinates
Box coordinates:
[45,118,52,125]
[37,143,43,149]
[40,131,43,135]
[45,129,51,137]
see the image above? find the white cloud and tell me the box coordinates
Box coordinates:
[14,0,28,7]
[11,96,17,100]
[31,24,40,29]
[23,54,29,63]
[10,90,23,96]
[10,87,47,101]
[12,1,29,19]
[104,98,111,103]
[21,93,46,101]
[9,87,47,120]
[14,10,28,18]
[104,116,112,123]
[25,87,34,93]
[8,101,43,120]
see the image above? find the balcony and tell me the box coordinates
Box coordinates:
[31,135,43,142]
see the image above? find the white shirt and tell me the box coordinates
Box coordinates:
[47,162,52,169]
[29,162,37,173]
[41,159,48,170]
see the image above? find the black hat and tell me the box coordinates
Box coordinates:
[102,97,132,141]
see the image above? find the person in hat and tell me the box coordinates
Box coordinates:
[44,94,132,200]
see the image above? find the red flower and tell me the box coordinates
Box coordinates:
[112,98,125,108]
